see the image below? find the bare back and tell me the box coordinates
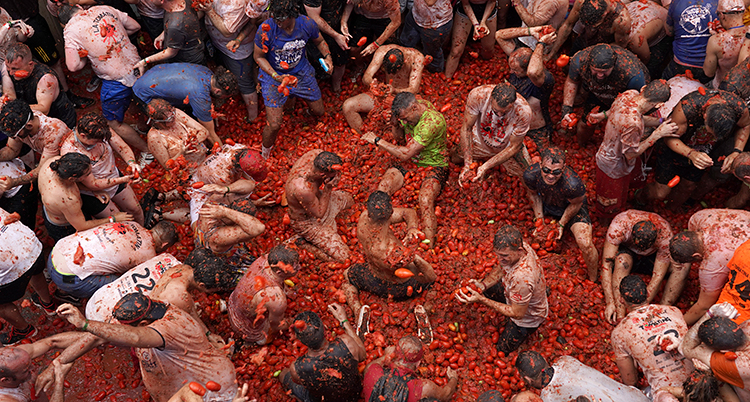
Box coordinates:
[357,210,402,277]
[285,149,323,221]
[37,157,83,225]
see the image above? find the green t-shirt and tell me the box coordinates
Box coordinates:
[400,101,448,167]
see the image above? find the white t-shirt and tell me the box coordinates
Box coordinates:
[466,85,531,159]
[659,76,704,119]
[412,0,452,29]
[60,131,120,198]
[51,222,156,279]
[86,253,181,321]
[0,159,27,199]
[0,208,42,286]
[206,0,254,59]
[541,356,650,402]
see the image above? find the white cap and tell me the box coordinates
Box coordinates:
[719,0,744,13]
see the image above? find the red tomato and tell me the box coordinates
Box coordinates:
[189,382,206,396]
[394,268,415,278]
[556,54,570,67]
[192,181,205,189]
[357,36,367,47]
[3,212,20,225]
[206,381,222,392]
[667,176,680,188]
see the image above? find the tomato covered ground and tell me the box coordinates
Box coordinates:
[19,42,737,401]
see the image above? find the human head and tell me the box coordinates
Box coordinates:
[149,221,178,253]
[705,103,736,142]
[77,112,112,143]
[0,99,33,138]
[588,44,616,81]
[147,99,176,127]
[366,191,393,222]
[718,0,745,27]
[641,79,671,109]
[683,370,719,402]
[237,149,269,182]
[540,147,566,185]
[383,48,405,74]
[391,92,418,122]
[0,347,32,387]
[732,152,750,182]
[477,390,505,402]
[112,293,169,325]
[211,67,239,98]
[580,0,608,27]
[292,311,326,349]
[515,350,550,389]
[631,220,657,252]
[269,0,298,23]
[5,44,34,81]
[394,336,424,368]
[509,48,532,78]
[312,151,342,178]
[57,4,81,25]
[268,245,300,279]
[698,316,747,350]
[49,153,91,180]
[493,224,525,267]
[185,248,243,292]
[491,83,517,115]
[669,231,703,263]
[620,275,647,305]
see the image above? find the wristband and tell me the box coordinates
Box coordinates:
[659,117,664,124]
[322,53,331,59]
[272,72,279,80]
[706,310,714,318]
[374,136,381,146]
[603,111,607,119]
[82,320,89,331]
[109,216,115,223]
[687,149,694,159]
[527,26,532,36]
[225,186,231,195]
[373,40,381,48]
[733,148,743,154]
[144,57,150,65]
[340,319,348,326]
[127,159,136,163]
[746,31,750,40]
[561,105,573,117]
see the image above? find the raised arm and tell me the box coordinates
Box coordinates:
[56,304,165,349]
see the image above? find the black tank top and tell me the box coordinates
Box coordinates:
[294,338,362,402]
[10,63,77,129]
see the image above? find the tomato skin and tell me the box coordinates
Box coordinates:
[189,382,206,396]
[556,54,570,67]
[206,381,221,391]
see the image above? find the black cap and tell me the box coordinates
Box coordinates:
[112,293,168,325]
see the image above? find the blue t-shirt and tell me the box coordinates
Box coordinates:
[254,16,320,76]
[667,0,718,67]
[132,63,213,122]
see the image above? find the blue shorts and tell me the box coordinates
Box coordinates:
[47,254,120,299]
[101,79,133,122]
[259,68,321,108]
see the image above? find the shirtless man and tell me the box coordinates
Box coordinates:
[453,82,532,187]
[546,0,631,60]
[0,99,70,188]
[670,209,750,325]
[611,275,693,402]
[60,4,147,153]
[38,153,133,242]
[507,0,567,49]
[194,199,266,266]
[601,210,680,323]
[48,220,177,298]
[704,0,747,89]
[57,293,237,402]
[719,56,750,105]
[494,30,557,149]
[60,112,143,226]
[726,152,750,208]
[146,98,210,169]
[1,43,77,129]
[343,191,436,317]
[285,149,353,262]
[624,0,669,78]
[342,45,425,133]
[227,245,300,345]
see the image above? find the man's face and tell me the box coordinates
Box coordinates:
[398,103,421,125]
[590,66,614,81]
[0,348,32,386]
[508,57,526,78]
[76,131,99,148]
[6,57,33,81]
[495,246,524,267]
[491,99,513,116]
[541,158,564,185]
[275,16,295,31]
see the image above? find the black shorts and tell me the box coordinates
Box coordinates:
[43,210,76,243]
[308,32,349,67]
[543,202,591,226]
[653,138,734,185]
[348,13,391,47]
[616,246,657,275]
[348,263,432,301]
[0,253,44,304]
[79,180,126,218]
[0,178,38,230]
[24,14,60,65]
[497,319,538,354]
[526,126,551,147]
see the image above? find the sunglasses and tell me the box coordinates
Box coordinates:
[147,111,175,124]
[542,167,563,175]
[12,111,32,138]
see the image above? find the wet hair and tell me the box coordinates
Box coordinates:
[147,98,175,121]
[589,44,616,70]
[631,220,657,251]
[383,49,405,74]
[188,248,243,292]
[683,370,719,402]
[226,198,257,216]
[541,147,566,164]
[510,48,533,71]
[269,0,299,21]
[77,112,111,141]
[493,225,523,251]
[477,390,505,402]
[268,245,299,266]
[705,103,736,142]
[313,151,342,173]
[213,67,239,97]
[733,152,750,178]
[515,350,549,381]
[151,221,178,252]
[491,82,517,108]
[698,317,747,350]
[580,0,608,26]
[392,92,417,119]
[620,275,647,304]
[396,336,424,363]
[367,191,393,222]
[642,79,671,103]
[669,231,702,263]
[5,43,31,64]
[293,311,325,349]
[0,99,32,136]
[58,4,79,25]
[49,153,91,179]
[0,348,27,381]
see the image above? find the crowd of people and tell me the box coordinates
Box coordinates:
[3,0,750,400]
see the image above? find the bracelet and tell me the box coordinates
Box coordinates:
[706,310,714,318]
[272,72,279,80]
[373,40,381,48]
[687,149,694,159]
[561,105,573,116]
[144,57,150,65]
[374,136,381,146]
[340,319,348,325]
[225,186,231,195]
[603,111,607,119]
[82,320,89,331]
[527,26,531,36]
[109,216,115,223]
[658,117,664,124]
[322,53,331,58]
[127,159,136,163]
[733,148,743,155]
[206,330,211,336]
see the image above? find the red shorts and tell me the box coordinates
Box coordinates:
[595,166,632,218]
